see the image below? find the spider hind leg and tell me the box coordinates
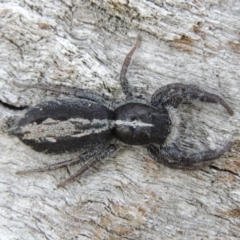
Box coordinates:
[16,143,119,187]
[57,143,119,187]
[119,36,141,100]
[13,81,105,103]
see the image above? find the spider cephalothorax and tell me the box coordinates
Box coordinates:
[7,36,233,187]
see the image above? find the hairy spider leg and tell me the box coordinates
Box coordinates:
[119,35,141,100]
[148,141,234,170]
[13,35,142,105]
[13,81,105,103]
[16,155,85,174]
[16,143,119,187]
[57,143,119,188]
[151,83,233,115]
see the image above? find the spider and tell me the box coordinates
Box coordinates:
[8,36,233,187]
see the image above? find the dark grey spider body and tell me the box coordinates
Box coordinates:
[13,98,113,154]
[9,37,233,187]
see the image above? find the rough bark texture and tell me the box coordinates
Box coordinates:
[0,0,240,239]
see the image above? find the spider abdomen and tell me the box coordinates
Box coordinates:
[11,98,113,154]
[113,103,171,145]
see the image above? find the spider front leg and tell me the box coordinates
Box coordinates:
[151,83,233,115]
[148,141,234,170]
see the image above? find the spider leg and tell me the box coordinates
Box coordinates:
[151,83,233,115]
[120,36,141,100]
[16,155,84,174]
[148,141,234,170]
[57,143,119,188]
[13,81,105,103]
[16,142,120,187]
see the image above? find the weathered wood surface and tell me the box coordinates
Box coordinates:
[0,0,240,239]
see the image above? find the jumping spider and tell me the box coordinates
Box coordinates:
[7,37,233,187]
